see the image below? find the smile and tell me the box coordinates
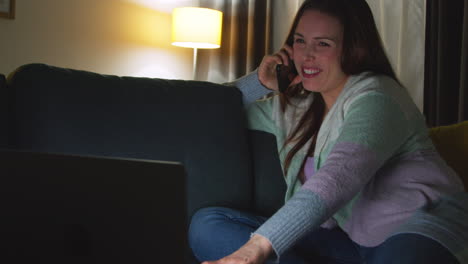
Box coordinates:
[302,67,321,77]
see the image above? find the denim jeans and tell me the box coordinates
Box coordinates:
[189,207,459,264]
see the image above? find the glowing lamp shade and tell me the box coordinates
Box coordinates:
[172,7,223,79]
[172,7,223,49]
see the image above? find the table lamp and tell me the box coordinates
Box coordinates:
[171,7,223,79]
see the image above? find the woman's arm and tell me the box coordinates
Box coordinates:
[229,45,300,105]
[230,70,272,105]
[254,90,411,259]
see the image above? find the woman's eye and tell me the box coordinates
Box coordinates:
[318,41,331,47]
[294,38,305,44]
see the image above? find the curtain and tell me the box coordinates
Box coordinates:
[196,0,430,114]
[366,0,426,112]
[270,0,305,52]
[424,0,468,127]
[197,0,272,83]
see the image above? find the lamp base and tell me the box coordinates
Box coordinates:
[192,48,198,80]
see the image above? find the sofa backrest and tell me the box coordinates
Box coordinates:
[6,63,253,219]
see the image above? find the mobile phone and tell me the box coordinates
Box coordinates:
[276,64,291,93]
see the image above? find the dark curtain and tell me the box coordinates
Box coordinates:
[197,0,272,82]
[424,0,468,127]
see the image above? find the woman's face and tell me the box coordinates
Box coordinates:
[293,10,349,100]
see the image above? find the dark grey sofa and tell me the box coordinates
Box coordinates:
[0,63,286,263]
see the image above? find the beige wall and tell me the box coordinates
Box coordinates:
[0,0,199,79]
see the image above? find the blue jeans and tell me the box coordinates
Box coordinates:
[189,207,460,264]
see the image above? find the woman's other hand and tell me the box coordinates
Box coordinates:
[258,45,301,91]
[201,234,273,264]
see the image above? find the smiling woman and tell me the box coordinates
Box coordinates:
[291,10,348,108]
[188,0,468,263]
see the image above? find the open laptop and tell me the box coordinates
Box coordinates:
[0,149,188,264]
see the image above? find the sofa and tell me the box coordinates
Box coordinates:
[1,63,466,263]
[1,63,286,263]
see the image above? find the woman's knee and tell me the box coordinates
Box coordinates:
[190,207,221,224]
[190,206,237,231]
[189,207,228,237]
[190,206,266,231]
[189,207,230,260]
[188,206,263,262]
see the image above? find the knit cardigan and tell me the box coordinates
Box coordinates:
[235,71,468,263]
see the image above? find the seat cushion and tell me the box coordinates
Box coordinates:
[248,130,286,217]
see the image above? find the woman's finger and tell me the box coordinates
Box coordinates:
[289,74,302,87]
[277,49,290,66]
[283,44,293,58]
[278,45,293,66]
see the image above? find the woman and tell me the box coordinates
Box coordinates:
[189,0,468,263]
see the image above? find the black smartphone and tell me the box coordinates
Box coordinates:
[276,64,290,93]
[276,63,296,93]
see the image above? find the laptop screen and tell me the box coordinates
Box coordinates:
[0,149,188,263]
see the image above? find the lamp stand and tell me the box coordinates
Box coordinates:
[192,48,198,80]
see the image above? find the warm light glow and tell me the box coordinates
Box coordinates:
[171,7,223,49]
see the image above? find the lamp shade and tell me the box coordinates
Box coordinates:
[171,7,223,49]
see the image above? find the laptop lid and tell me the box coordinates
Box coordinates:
[0,149,188,263]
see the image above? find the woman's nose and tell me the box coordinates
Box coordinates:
[305,44,316,58]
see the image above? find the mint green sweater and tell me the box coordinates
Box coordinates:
[235,71,468,263]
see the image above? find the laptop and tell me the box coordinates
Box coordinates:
[0,149,188,264]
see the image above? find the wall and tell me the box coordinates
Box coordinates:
[0,0,199,79]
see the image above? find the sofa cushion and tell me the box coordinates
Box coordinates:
[6,63,253,219]
[429,121,468,189]
[248,130,286,217]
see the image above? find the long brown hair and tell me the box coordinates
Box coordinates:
[281,0,398,177]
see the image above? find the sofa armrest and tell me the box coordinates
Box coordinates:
[429,121,468,189]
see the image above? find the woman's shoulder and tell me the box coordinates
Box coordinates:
[341,72,424,123]
[341,72,408,107]
[345,72,401,95]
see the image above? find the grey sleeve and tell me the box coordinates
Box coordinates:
[253,189,329,261]
[225,70,272,105]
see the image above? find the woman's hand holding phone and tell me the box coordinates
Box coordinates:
[258,45,299,92]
